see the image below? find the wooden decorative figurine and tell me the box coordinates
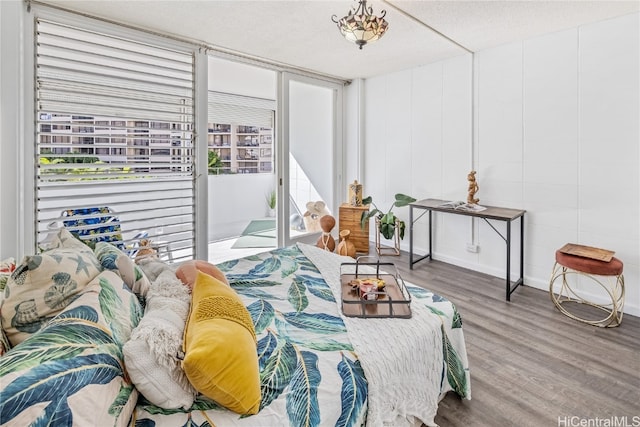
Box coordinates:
[316,215,336,252]
[467,170,479,205]
[336,229,357,258]
[348,180,363,207]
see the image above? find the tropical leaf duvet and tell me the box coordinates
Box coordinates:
[133,244,470,427]
[0,243,470,427]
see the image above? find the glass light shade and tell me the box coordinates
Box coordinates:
[333,0,389,49]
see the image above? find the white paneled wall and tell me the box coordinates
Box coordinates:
[357,13,639,315]
[522,28,580,283]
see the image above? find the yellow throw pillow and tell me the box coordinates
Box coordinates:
[182,271,261,415]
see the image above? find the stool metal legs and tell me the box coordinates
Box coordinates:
[549,262,625,328]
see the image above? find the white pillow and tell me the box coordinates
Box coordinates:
[123,269,196,409]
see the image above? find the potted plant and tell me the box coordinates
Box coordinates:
[360,193,417,240]
[265,189,276,217]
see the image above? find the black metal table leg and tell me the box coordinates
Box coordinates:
[409,206,414,268]
[428,210,432,260]
[506,220,511,301]
[520,215,524,286]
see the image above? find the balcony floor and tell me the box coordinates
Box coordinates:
[207,237,272,264]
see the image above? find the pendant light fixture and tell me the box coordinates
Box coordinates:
[332,0,389,50]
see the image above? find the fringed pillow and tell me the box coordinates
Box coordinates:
[123,269,196,409]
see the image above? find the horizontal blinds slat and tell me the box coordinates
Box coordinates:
[209,92,275,110]
[36,37,192,74]
[37,20,192,67]
[38,68,192,96]
[35,18,196,262]
[208,103,273,128]
[38,83,193,111]
[208,91,274,128]
[38,79,193,107]
[37,49,193,83]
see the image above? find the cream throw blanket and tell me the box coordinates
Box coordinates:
[299,244,446,427]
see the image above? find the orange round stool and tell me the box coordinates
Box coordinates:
[549,246,624,327]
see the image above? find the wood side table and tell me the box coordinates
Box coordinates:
[338,203,369,254]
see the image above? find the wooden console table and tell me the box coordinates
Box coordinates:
[408,198,526,301]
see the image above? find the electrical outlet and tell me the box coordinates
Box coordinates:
[466,243,479,253]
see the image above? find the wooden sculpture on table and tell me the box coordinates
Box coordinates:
[336,229,357,258]
[467,170,480,205]
[348,180,363,207]
[316,215,336,252]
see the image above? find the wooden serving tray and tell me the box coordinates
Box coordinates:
[340,259,412,319]
[559,243,615,262]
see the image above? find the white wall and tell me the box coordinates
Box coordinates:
[361,54,473,258]
[359,12,639,315]
[0,1,24,261]
[208,173,275,241]
[208,56,276,99]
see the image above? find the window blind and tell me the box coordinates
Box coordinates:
[208,91,275,128]
[35,19,196,262]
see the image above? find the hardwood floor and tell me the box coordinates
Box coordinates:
[373,246,640,427]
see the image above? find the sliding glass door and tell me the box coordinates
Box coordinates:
[279,73,343,247]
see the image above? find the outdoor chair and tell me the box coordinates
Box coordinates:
[61,207,148,258]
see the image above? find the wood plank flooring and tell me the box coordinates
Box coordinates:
[373,246,640,427]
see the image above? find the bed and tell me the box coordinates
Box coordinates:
[0,235,470,427]
[132,243,470,426]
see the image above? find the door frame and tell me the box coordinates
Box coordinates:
[277,72,344,247]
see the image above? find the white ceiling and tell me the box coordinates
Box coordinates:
[40,0,640,80]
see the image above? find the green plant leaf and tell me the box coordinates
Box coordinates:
[441,324,468,397]
[273,245,303,258]
[275,317,352,351]
[283,312,346,334]
[295,255,320,272]
[108,383,135,417]
[279,255,298,278]
[98,276,127,346]
[0,309,112,376]
[260,341,297,410]
[406,285,432,299]
[130,294,143,328]
[234,287,282,300]
[425,304,447,318]
[293,338,353,352]
[298,274,335,303]
[397,220,406,240]
[288,277,309,312]
[228,276,279,288]
[336,353,368,427]
[257,329,279,370]
[216,259,239,272]
[451,307,463,329]
[360,208,381,230]
[286,349,321,427]
[394,193,417,207]
[247,299,275,334]
[249,256,282,275]
[380,221,395,240]
[1,353,123,425]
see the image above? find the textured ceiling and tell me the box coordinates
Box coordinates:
[39,0,640,80]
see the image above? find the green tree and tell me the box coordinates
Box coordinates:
[208,150,224,175]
